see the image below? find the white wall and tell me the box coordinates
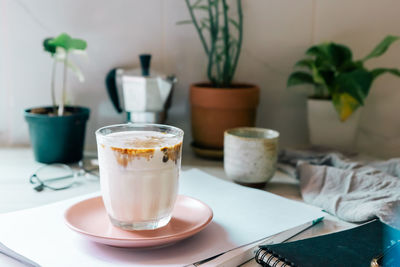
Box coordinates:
[1,0,400,158]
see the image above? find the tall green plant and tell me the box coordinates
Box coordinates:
[180,0,243,88]
[43,33,87,116]
[287,35,400,121]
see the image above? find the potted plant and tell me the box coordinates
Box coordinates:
[24,33,90,163]
[287,35,400,151]
[180,0,259,155]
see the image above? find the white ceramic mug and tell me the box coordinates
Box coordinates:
[224,127,279,187]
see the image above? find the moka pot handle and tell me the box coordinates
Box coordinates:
[105,68,123,113]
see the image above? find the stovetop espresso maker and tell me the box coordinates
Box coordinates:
[105,54,176,123]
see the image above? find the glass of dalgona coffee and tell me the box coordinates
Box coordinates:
[96,124,183,230]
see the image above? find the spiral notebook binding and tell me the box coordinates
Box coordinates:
[255,247,295,267]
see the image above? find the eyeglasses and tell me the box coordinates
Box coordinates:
[29,160,99,192]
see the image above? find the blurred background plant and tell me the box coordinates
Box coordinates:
[179,0,243,88]
[287,35,400,121]
[43,33,87,116]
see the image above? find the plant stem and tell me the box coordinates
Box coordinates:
[58,53,68,116]
[229,0,243,84]
[207,0,217,85]
[222,0,231,87]
[185,0,209,55]
[213,0,222,85]
[50,58,57,114]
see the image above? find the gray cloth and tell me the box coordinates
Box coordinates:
[278,149,400,228]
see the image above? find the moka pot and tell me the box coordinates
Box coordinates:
[105,54,176,123]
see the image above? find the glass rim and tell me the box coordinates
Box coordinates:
[95,123,184,139]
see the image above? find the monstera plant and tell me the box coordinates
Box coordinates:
[287,35,400,121]
[24,33,90,163]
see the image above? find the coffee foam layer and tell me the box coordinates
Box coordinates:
[99,131,180,149]
[97,130,182,168]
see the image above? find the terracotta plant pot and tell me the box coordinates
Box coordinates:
[190,83,260,150]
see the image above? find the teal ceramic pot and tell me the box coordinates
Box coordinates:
[24,106,90,163]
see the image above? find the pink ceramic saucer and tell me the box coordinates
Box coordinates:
[64,195,213,248]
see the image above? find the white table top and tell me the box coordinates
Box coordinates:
[0,147,354,267]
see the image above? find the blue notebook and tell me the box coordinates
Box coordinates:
[255,220,400,267]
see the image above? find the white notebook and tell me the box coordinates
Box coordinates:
[0,169,325,267]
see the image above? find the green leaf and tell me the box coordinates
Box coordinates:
[307,42,352,68]
[311,65,326,85]
[306,45,324,57]
[48,33,87,51]
[43,38,56,56]
[335,69,373,105]
[294,59,314,69]
[318,70,335,88]
[69,39,87,50]
[287,72,315,87]
[339,60,364,72]
[330,43,352,68]
[362,35,400,62]
[371,68,400,80]
[306,43,334,62]
[332,93,361,121]
[48,33,71,50]
[176,20,193,25]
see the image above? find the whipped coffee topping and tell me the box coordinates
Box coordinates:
[101,131,180,148]
[98,131,182,167]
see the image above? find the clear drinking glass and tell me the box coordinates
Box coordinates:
[95,123,184,230]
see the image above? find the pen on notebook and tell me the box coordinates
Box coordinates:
[191,217,324,267]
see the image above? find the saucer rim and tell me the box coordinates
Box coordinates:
[64,195,213,242]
